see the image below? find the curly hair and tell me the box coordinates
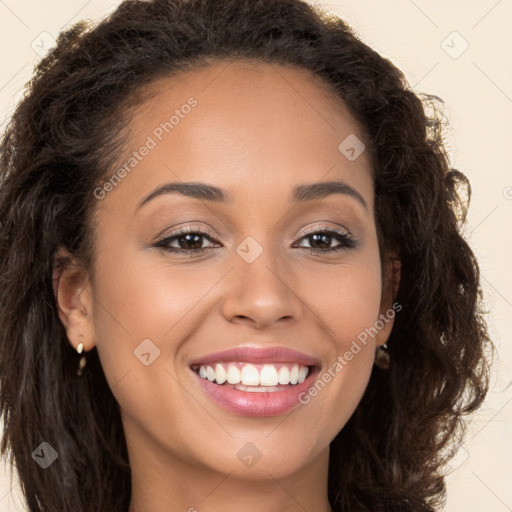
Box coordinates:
[0,0,493,511]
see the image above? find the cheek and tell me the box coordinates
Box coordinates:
[292,251,383,436]
[306,252,383,350]
[89,252,203,368]
[88,252,204,439]
[317,268,381,327]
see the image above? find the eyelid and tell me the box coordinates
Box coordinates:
[155,224,218,242]
[297,224,350,238]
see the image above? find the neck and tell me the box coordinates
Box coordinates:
[125,430,332,512]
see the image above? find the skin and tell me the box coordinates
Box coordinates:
[55,60,399,512]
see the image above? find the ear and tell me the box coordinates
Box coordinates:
[375,252,401,347]
[52,247,95,352]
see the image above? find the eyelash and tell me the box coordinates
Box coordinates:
[152,226,357,255]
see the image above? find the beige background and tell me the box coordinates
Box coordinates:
[0,0,511,510]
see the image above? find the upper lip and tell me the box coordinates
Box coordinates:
[189,346,321,368]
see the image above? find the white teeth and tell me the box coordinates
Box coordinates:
[226,365,241,385]
[215,363,227,385]
[278,366,290,385]
[241,364,260,385]
[234,384,282,392]
[206,366,216,382]
[195,362,311,387]
[298,365,308,383]
[290,364,299,384]
[259,365,279,386]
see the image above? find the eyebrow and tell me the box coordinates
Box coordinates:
[136,179,368,211]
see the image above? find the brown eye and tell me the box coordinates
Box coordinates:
[293,228,357,253]
[153,227,219,254]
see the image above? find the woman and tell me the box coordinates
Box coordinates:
[0,0,492,511]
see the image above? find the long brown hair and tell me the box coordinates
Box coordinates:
[0,0,492,510]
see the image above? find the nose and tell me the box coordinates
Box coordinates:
[220,243,304,330]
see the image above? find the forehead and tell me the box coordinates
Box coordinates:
[103,60,373,213]
[136,59,367,143]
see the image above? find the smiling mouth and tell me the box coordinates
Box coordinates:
[190,361,317,391]
[190,358,322,416]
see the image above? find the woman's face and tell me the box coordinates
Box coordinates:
[63,61,395,483]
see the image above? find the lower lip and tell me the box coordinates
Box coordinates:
[191,367,320,417]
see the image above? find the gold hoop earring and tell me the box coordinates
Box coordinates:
[76,342,87,376]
